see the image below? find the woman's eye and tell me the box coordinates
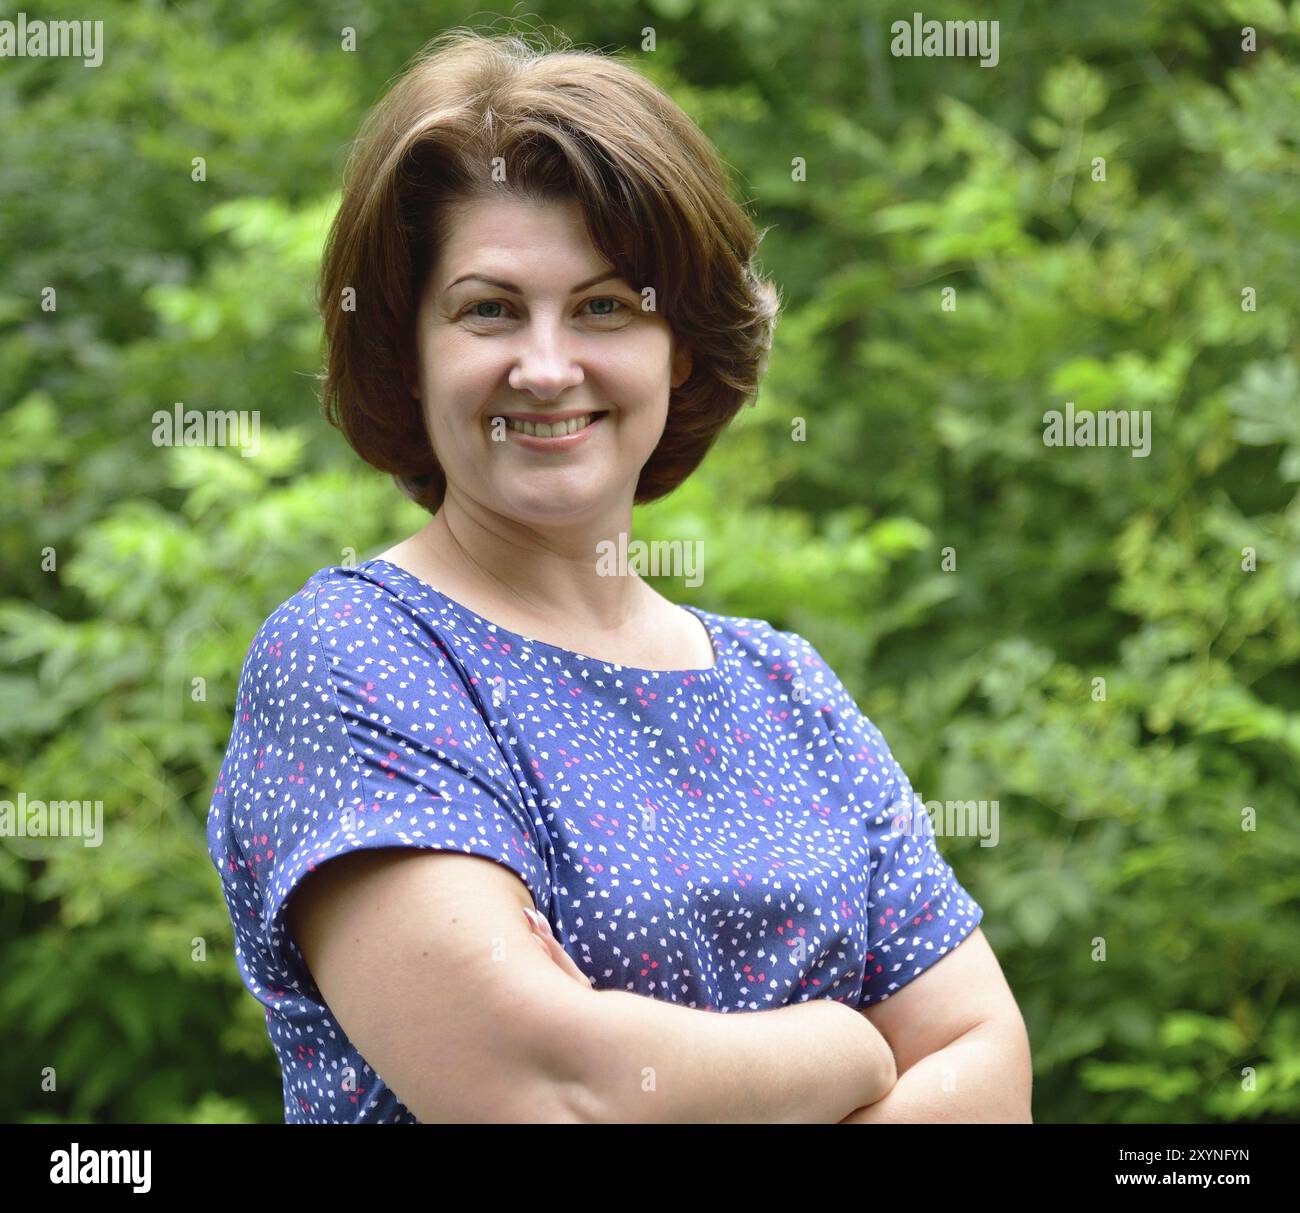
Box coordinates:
[460,298,628,322]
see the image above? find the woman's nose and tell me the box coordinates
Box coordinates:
[507,318,585,399]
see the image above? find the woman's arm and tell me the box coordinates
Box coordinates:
[837,1013,1031,1122]
[838,927,1032,1123]
[291,846,897,1123]
[525,880,899,1123]
[562,985,897,1123]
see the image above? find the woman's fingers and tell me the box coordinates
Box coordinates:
[524,906,594,987]
[552,940,595,987]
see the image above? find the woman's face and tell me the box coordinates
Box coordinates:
[412,194,692,527]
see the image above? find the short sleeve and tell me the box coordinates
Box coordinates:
[216,572,554,992]
[787,632,984,1007]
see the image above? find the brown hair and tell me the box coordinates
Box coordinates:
[317,26,780,514]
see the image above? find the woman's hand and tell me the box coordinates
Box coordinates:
[523,906,595,988]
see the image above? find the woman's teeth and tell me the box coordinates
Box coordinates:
[500,412,602,438]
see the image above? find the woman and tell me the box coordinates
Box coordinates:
[206,27,1030,1124]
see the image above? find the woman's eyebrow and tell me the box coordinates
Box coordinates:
[442,271,623,295]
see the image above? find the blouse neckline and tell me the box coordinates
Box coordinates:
[355,557,728,681]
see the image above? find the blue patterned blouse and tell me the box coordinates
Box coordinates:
[207,558,983,1122]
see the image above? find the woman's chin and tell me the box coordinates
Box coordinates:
[492,482,617,524]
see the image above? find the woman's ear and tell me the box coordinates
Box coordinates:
[398,332,421,400]
[671,342,693,390]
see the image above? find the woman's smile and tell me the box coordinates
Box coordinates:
[491,408,610,450]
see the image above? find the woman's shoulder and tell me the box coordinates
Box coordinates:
[694,607,859,707]
[250,561,421,633]
[236,561,446,688]
[689,602,822,662]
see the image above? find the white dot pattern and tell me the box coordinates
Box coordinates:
[206,558,983,1122]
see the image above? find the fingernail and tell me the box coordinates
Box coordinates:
[522,906,547,934]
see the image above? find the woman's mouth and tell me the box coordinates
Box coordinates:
[498,411,607,438]
[492,410,609,450]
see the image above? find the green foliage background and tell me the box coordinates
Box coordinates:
[2,0,1298,1124]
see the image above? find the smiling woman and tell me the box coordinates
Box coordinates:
[205,24,1024,1126]
[397,191,692,531]
[316,30,780,517]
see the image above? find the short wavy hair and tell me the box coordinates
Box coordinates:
[316,26,781,514]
